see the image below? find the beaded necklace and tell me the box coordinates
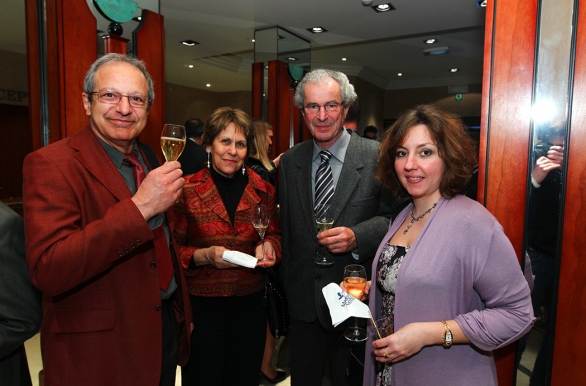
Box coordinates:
[403,202,437,235]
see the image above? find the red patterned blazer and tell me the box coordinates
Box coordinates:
[173,167,282,297]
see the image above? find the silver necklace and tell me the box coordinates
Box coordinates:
[403,202,437,235]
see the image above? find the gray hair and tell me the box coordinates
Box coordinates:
[83,53,155,110]
[293,68,357,109]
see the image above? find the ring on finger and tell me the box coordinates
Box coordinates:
[383,351,389,359]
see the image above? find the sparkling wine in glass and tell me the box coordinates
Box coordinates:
[161,124,186,162]
[315,203,333,233]
[251,204,270,241]
[343,264,368,342]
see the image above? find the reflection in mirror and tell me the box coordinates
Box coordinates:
[515,0,575,385]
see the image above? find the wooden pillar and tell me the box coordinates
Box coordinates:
[103,34,129,55]
[479,0,537,384]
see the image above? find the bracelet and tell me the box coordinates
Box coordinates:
[441,320,453,347]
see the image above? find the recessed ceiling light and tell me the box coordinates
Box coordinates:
[424,39,437,44]
[264,65,269,69]
[450,68,459,72]
[251,39,255,43]
[307,27,327,34]
[287,57,298,61]
[132,16,142,22]
[372,3,395,12]
[398,73,403,76]
[188,65,193,68]
[342,58,347,61]
[206,84,211,87]
[181,40,199,46]
[477,0,487,7]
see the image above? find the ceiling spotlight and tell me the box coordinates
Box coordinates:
[372,3,395,12]
[362,0,373,5]
[287,57,298,61]
[132,16,142,22]
[397,73,403,76]
[342,58,347,61]
[307,27,327,33]
[423,46,450,55]
[450,68,459,72]
[181,40,199,46]
[188,65,194,68]
[206,84,211,87]
[251,39,255,43]
[424,38,437,44]
[477,0,487,7]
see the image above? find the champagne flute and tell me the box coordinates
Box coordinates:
[161,124,186,162]
[343,264,368,342]
[251,204,270,261]
[315,204,334,266]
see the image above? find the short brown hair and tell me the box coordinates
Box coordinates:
[202,107,253,155]
[376,105,477,198]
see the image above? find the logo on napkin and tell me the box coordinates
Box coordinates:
[322,283,371,327]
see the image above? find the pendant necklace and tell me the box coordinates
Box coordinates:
[403,202,438,235]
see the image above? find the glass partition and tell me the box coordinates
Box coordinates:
[515,0,576,384]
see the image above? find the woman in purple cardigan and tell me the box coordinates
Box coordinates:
[360,105,534,385]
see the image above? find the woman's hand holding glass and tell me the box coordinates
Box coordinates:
[255,242,276,268]
[340,279,371,302]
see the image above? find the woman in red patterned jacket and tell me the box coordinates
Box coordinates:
[173,107,282,386]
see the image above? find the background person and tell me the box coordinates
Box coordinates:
[362,125,378,140]
[22,53,192,386]
[174,107,282,386]
[361,104,534,386]
[178,118,208,175]
[279,69,395,386]
[0,202,42,386]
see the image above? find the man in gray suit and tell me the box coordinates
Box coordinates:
[0,202,43,386]
[278,69,395,386]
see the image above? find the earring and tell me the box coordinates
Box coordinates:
[242,165,246,175]
[207,152,210,168]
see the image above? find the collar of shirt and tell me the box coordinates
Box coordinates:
[312,127,351,164]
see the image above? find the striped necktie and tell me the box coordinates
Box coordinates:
[314,150,334,215]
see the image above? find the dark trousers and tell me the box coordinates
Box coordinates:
[289,317,355,386]
[160,298,179,386]
[181,291,267,386]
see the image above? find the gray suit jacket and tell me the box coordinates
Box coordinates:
[278,130,396,329]
[0,202,42,386]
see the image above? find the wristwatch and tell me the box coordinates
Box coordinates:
[441,320,453,347]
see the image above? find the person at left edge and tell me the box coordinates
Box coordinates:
[22,53,192,386]
[0,201,42,386]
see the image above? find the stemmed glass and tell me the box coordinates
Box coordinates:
[251,204,270,241]
[161,124,186,162]
[315,204,334,266]
[343,264,368,342]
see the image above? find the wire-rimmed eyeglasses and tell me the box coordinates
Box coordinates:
[90,90,150,108]
[304,102,343,115]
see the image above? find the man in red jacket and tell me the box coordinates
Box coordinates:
[23,53,191,386]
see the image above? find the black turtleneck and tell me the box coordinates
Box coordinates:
[210,166,248,225]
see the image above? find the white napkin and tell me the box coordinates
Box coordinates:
[322,283,371,327]
[221,250,257,268]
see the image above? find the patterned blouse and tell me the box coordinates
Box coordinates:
[173,167,281,297]
[375,243,409,386]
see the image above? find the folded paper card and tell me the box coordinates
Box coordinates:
[322,283,371,327]
[221,250,257,268]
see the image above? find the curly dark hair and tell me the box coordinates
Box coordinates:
[376,105,477,198]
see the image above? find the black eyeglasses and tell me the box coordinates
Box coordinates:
[304,102,343,115]
[90,90,150,108]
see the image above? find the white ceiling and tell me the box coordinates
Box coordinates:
[0,0,486,93]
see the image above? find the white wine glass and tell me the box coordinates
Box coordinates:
[251,204,270,261]
[161,124,186,162]
[315,204,334,266]
[343,264,368,342]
